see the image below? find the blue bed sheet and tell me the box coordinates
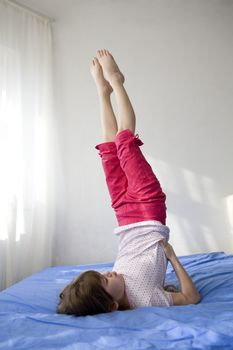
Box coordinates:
[0,252,233,350]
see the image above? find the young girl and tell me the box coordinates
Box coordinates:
[57,49,200,316]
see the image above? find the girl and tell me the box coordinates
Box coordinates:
[57,49,200,316]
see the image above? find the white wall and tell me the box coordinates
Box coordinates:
[19,0,233,264]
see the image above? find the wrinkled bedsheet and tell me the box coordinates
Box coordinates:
[0,252,233,350]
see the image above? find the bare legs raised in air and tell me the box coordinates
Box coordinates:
[90,49,136,141]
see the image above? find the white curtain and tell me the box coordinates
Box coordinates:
[0,0,58,290]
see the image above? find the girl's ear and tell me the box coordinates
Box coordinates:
[110,301,119,311]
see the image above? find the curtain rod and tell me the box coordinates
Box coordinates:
[4,0,55,22]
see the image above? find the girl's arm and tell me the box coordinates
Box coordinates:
[160,241,201,305]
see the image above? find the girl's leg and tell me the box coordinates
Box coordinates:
[96,49,136,135]
[97,49,167,226]
[115,129,167,225]
[114,83,136,135]
[90,56,128,215]
[90,57,117,142]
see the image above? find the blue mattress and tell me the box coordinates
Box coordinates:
[0,252,233,350]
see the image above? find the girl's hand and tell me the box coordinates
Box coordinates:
[160,240,176,261]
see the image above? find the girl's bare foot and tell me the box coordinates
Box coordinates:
[90,57,113,95]
[96,49,125,87]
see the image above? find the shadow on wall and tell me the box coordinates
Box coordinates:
[146,155,233,255]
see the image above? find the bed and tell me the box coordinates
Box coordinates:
[0,251,233,350]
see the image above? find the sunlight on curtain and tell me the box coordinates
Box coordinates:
[0,0,57,290]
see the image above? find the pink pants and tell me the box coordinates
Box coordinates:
[95,129,167,226]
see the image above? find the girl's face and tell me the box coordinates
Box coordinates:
[101,271,125,302]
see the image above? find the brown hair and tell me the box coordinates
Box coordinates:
[57,270,129,316]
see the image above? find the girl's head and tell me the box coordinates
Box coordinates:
[57,270,128,316]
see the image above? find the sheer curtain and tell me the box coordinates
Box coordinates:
[0,0,58,290]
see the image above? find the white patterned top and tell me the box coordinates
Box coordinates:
[113,220,173,308]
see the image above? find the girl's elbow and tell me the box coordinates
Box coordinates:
[189,292,201,305]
